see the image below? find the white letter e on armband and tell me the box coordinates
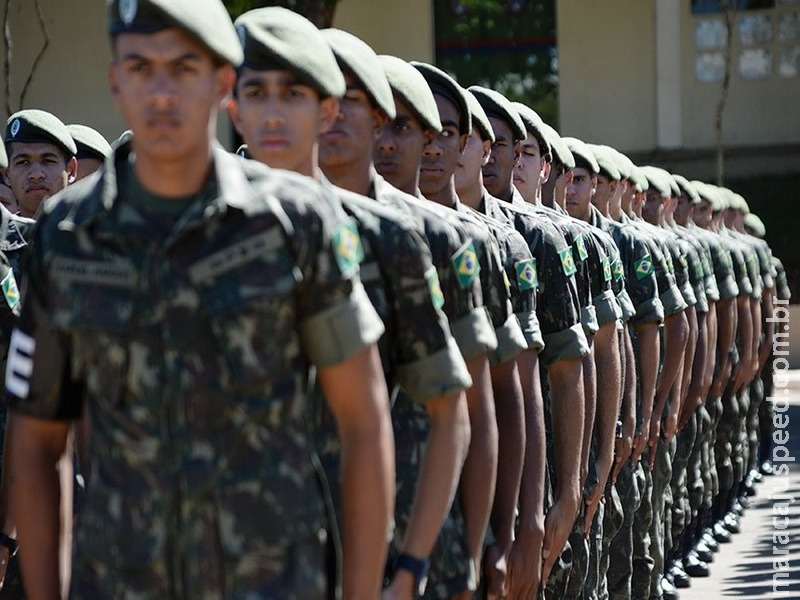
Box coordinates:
[6,329,36,399]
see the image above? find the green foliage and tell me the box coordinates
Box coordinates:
[221,0,339,26]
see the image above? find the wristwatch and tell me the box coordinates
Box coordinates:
[394,552,429,596]
[0,532,18,556]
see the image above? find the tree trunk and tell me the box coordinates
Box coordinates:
[715,0,734,186]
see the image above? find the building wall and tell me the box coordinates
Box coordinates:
[333,0,434,61]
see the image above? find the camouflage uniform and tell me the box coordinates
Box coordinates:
[6,144,387,599]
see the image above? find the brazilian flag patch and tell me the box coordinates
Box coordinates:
[425,268,445,310]
[679,254,688,272]
[666,254,675,274]
[602,256,612,282]
[2,270,19,310]
[452,241,480,289]
[613,258,624,282]
[516,258,538,291]
[332,218,364,276]
[559,247,576,277]
[634,254,654,280]
[575,234,589,262]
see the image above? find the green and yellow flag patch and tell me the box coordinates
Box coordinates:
[613,258,624,282]
[2,270,18,310]
[602,256,612,282]
[426,268,445,310]
[452,241,480,289]
[332,218,364,276]
[634,254,654,280]
[516,258,538,291]
[559,247,576,277]
[575,234,589,261]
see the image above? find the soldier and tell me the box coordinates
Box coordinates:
[66,124,112,181]
[228,11,475,600]
[317,31,500,599]
[4,1,396,597]
[454,88,548,599]
[467,87,590,599]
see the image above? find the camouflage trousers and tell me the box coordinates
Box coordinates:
[593,485,623,600]
[608,460,644,600]
[544,466,574,600]
[758,362,775,465]
[423,491,476,599]
[631,457,653,600]
[746,377,765,475]
[669,412,697,552]
[688,407,712,518]
[705,395,723,504]
[562,503,590,600]
[714,383,740,504]
[648,435,673,599]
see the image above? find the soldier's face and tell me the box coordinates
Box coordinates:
[108,29,233,164]
[675,194,693,223]
[419,93,466,199]
[454,127,490,199]
[643,189,665,224]
[513,132,545,202]
[75,157,104,181]
[483,116,517,199]
[230,68,337,177]
[319,72,385,173]
[565,166,595,221]
[3,141,76,219]
[592,173,616,211]
[374,97,433,194]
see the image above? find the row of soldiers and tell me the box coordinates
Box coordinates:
[0,1,789,599]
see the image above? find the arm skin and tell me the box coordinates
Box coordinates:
[748,297,762,382]
[680,310,707,430]
[711,298,736,398]
[731,295,753,395]
[674,307,698,434]
[649,310,689,462]
[506,349,546,600]
[701,302,718,401]
[612,326,636,484]
[458,353,499,582]
[541,356,584,584]
[579,344,596,489]
[631,321,659,466]
[5,412,69,600]
[757,288,775,374]
[385,390,471,600]
[319,344,395,600]
[583,321,622,535]
[483,358,526,599]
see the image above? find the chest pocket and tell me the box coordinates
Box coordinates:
[190,227,302,390]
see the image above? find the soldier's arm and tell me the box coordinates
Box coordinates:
[579,345,596,489]
[507,348,546,599]
[319,345,394,600]
[681,309,708,429]
[732,295,753,394]
[650,310,689,457]
[613,326,636,483]
[5,413,69,600]
[758,287,775,373]
[749,295,762,380]
[674,306,698,433]
[702,302,718,399]
[711,298,736,397]
[632,320,659,465]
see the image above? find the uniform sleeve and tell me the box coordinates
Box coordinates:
[625,236,664,325]
[774,258,791,302]
[503,230,543,351]
[290,194,385,368]
[710,238,738,301]
[6,224,82,420]
[651,240,687,317]
[730,246,753,299]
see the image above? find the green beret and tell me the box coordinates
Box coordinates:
[666,173,681,198]
[692,181,724,212]
[321,28,395,119]
[67,124,112,160]
[671,173,700,205]
[639,166,674,198]
[379,55,441,133]
[629,166,650,193]
[5,109,76,157]
[463,89,493,142]
[412,62,471,136]
[0,139,6,168]
[606,148,633,180]
[539,122,574,168]
[586,143,620,181]
[107,0,243,66]
[234,8,344,98]
[511,102,551,161]
[743,213,765,237]
[562,137,599,174]
[468,86,525,142]
[731,191,750,214]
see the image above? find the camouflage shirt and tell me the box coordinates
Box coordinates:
[690,223,739,301]
[6,144,385,599]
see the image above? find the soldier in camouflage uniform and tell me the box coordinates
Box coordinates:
[469,88,591,600]
[66,124,112,182]
[228,12,476,600]
[4,1,397,598]
[454,89,550,599]
[317,33,501,599]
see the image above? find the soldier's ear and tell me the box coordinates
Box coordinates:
[459,133,468,153]
[67,157,78,184]
[371,108,388,137]
[319,97,339,135]
[481,139,492,164]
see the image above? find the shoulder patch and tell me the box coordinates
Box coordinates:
[613,258,624,282]
[602,256,612,282]
[558,247,576,277]
[425,268,445,311]
[332,218,364,276]
[2,270,19,310]
[515,258,538,291]
[575,234,589,262]
[452,240,480,289]
[634,254,654,280]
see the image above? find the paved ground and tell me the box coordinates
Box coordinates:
[679,371,800,599]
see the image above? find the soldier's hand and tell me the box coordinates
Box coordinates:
[582,485,604,538]
[663,411,678,442]
[630,428,649,466]
[647,416,661,468]
[506,526,544,600]
[612,433,633,485]
[541,498,576,584]
[483,542,508,600]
